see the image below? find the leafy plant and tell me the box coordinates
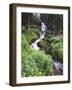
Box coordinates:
[31,51,53,76]
[22,50,53,77]
[50,36,63,63]
[21,34,53,77]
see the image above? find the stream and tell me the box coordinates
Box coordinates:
[31,24,63,75]
[53,60,63,75]
[31,32,45,50]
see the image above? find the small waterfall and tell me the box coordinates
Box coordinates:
[31,33,45,50]
[31,22,46,50]
[53,60,63,75]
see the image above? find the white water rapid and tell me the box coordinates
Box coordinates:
[31,22,46,50]
[31,32,45,50]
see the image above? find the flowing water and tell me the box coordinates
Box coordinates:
[53,60,63,75]
[31,32,45,50]
[31,28,63,75]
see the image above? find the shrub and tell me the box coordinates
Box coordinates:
[21,54,42,77]
[21,34,33,54]
[23,30,37,44]
[22,49,53,77]
[51,36,63,63]
[48,35,63,44]
[31,51,53,76]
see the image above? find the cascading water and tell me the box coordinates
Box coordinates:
[31,32,45,50]
[53,60,63,75]
[31,22,46,50]
[31,22,63,75]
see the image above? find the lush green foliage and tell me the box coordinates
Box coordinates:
[21,13,63,76]
[21,27,63,77]
[42,35,63,63]
[21,32,53,77]
[22,50,53,77]
[24,30,37,44]
[50,35,63,62]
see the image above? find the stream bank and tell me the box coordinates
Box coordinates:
[31,26,63,75]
